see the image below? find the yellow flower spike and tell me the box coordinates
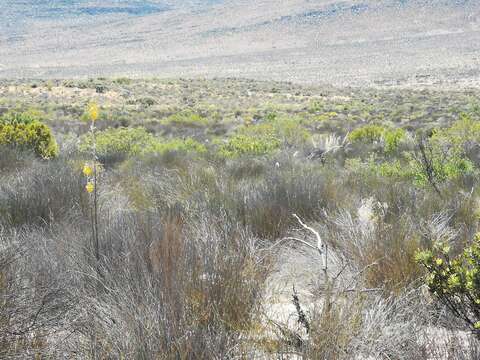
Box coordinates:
[442,245,450,255]
[467,280,474,290]
[435,258,443,266]
[85,182,95,194]
[447,274,460,288]
[88,102,99,122]
[83,164,93,177]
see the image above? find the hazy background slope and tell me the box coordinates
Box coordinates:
[1,0,479,86]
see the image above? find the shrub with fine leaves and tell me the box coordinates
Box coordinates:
[416,234,480,337]
[0,115,58,159]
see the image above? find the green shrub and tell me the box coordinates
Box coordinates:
[145,137,207,155]
[376,159,414,179]
[80,127,155,160]
[0,111,38,125]
[409,151,474,187]
[349,124,406,153]
[308,100,324,113]
[267,117,310,146]
[218,116,310,158]
[416,234,480,337]
[315,112,338,122]
[384,128,406,153]
[352,152,474,188]
[407,116,479,189]
[113,77,132,85]
[162,111,210,127]
[217,134,280,158]
[0,120,58,159]
[348,124,385,143]
[80,127,206,164]
[348,117,477,188]
[434,113,480,146]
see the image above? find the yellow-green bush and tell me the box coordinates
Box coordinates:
[351,116,480,188]
[0,119,58,159]
[308,100,324,113]
[315,111,338,122]
[145,137,207,155]
[162,111,210,127]
[383,128,406,153]
[350,152,474,188]
[79,126,206,162]
[218,116,309,158]
[217,133,280,158]
[80,127,155,158]
[268,117,310,146]
[1,111,38,125]
[433,113,480,145]
[405,116,479,187]
[416,234,480,337]
[349,124,406,153]
[256,114,311,145]
[349,124,385,143]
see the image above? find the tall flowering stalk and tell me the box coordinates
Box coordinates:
[82,102,100,358]
[83,102,100,274]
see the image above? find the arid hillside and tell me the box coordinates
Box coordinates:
[1,0,479,87]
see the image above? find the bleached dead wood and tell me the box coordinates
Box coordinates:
[282,214,328,274]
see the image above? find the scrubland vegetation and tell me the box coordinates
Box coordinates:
[2,78,480,359]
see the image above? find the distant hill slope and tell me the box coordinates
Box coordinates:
[1,0,479,87]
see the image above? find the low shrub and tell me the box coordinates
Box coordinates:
[217,133,280,158]
[325,205,423,293]
[68,208,266,358]
[80,127,154,160]
[268,117,311,147]
[145,137,207,155]
[416,234,480,338]
[0,159,86,227]
[287,289,427,359]
[219,116,310,158]
[0,146,35,173]
[1,111,38,125]
[434,113,480,146]
[80,127,206,165]
[0,228,73,358]
[0,114,58,158]
[162,111,210,127]
[348,124,386,143]
[348,124,406,153]
[239,164,335,239]
[348,142,475,191]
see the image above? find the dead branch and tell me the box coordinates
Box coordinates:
[293,214,327,272]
